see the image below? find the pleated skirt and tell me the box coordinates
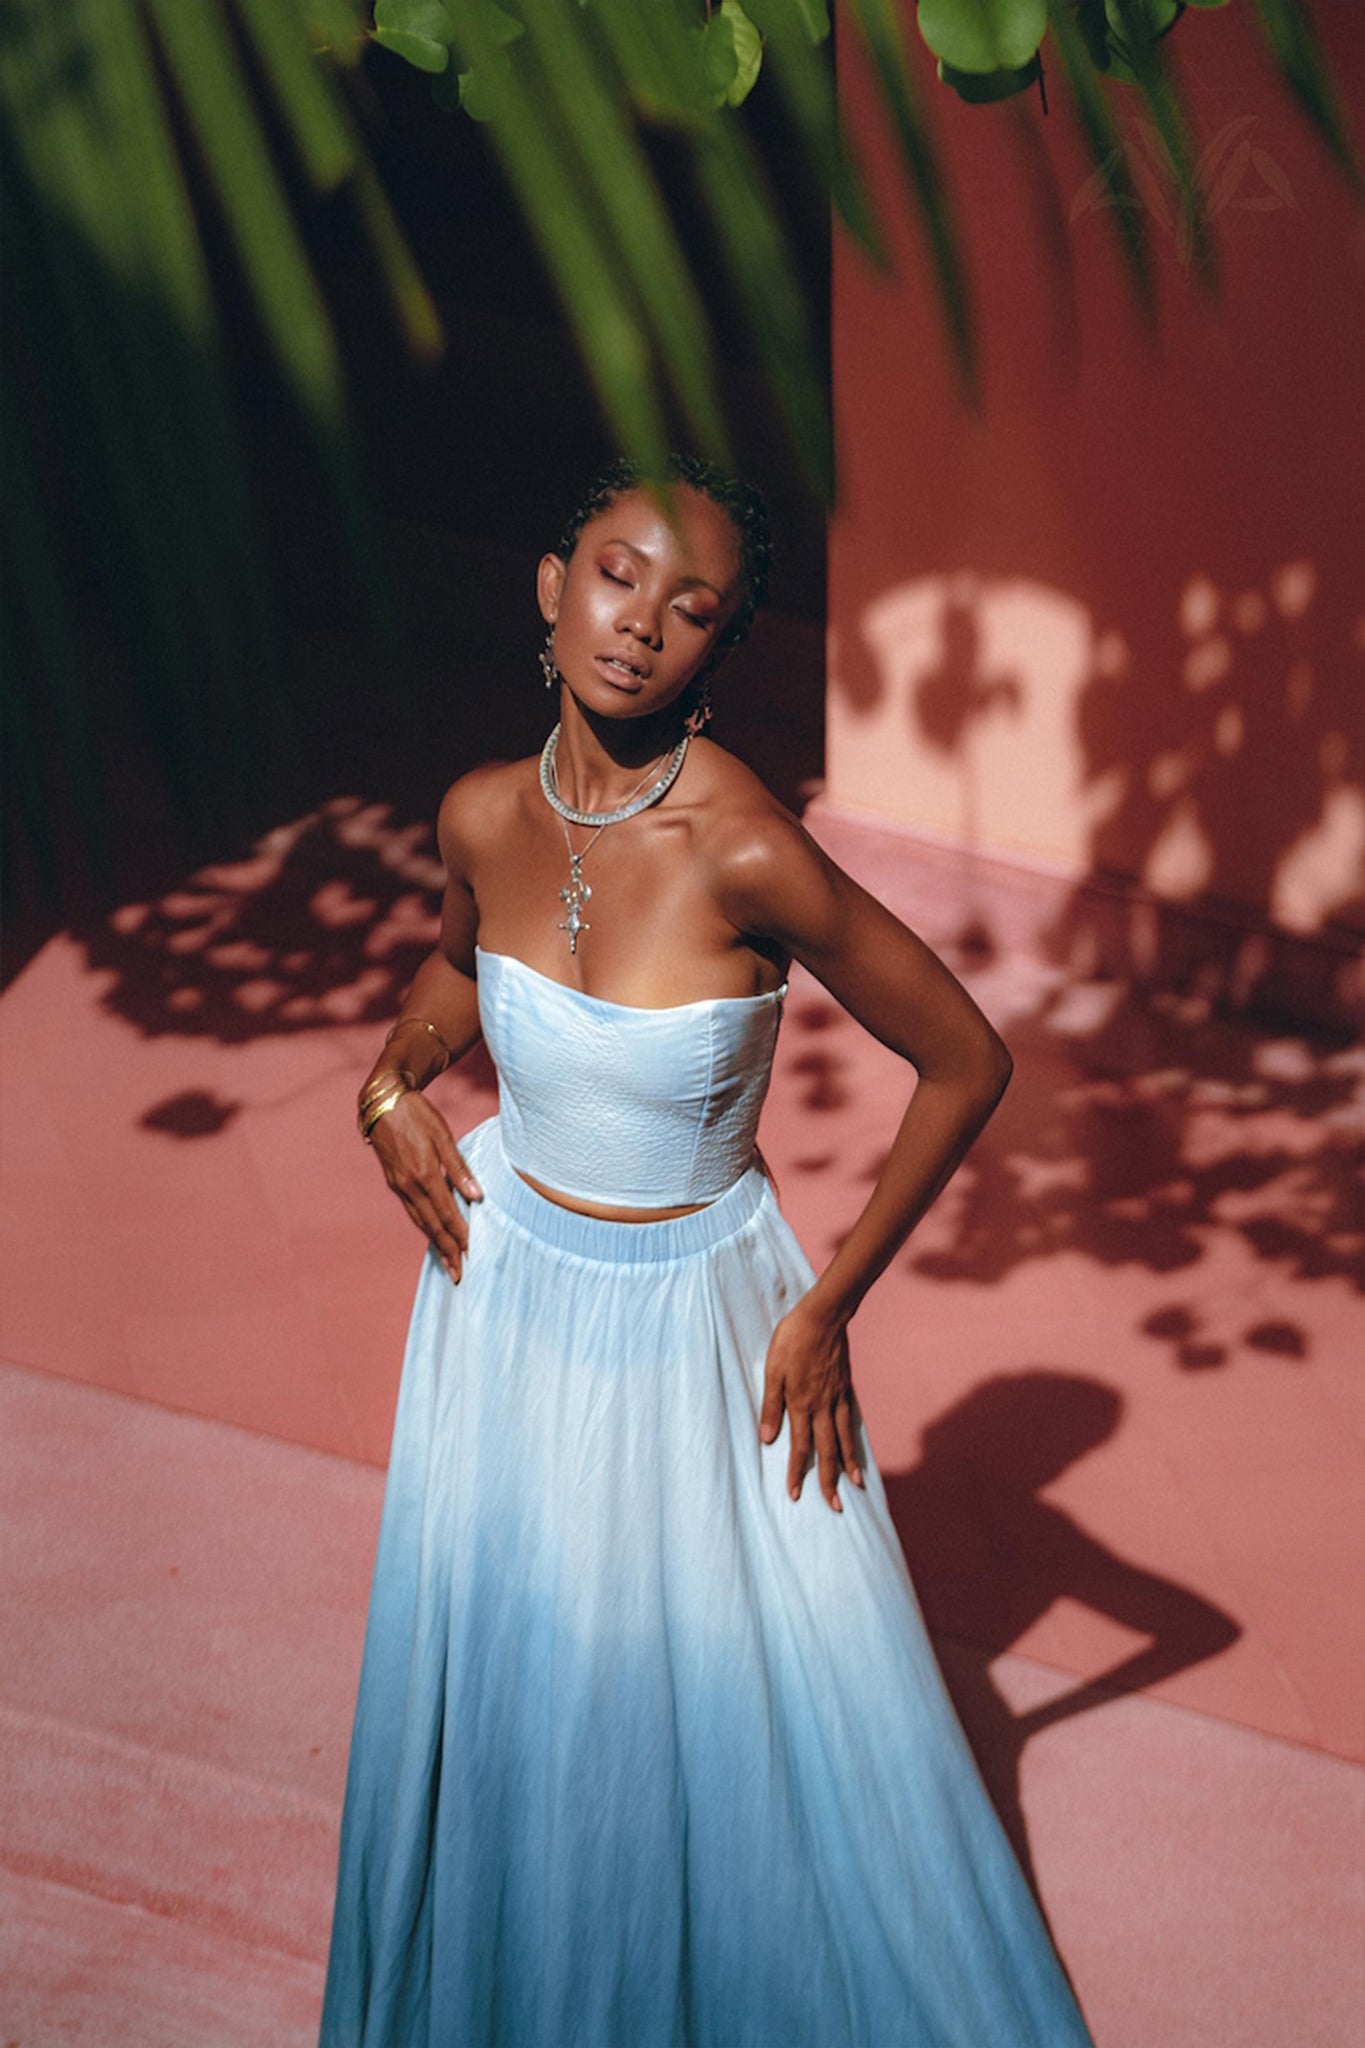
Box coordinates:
[318,1115,1095,2048]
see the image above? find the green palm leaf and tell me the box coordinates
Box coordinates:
[1104,0,1217,289]
[508,0,733,460]
[1048,0,1156,322]
[846,0,980,405]
[1250,0,1362,193]
[2,0,1359,897]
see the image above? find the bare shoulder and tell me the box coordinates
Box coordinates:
[437,755,536,873]
[686,737,792,845]
[686,740,840,942]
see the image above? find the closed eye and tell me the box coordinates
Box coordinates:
[600,568,632,588]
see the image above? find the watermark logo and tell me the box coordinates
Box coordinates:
[1071,115,1295,263]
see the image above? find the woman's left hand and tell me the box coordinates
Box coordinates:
[759,1300,865,1512]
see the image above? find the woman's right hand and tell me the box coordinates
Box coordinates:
[367,1091,483,1283]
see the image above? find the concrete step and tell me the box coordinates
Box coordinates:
[2,1361,1362,2047]
[1,1869,322,2048]
[0,1705,335,1961]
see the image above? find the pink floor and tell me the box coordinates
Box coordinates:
[2,805,1363,2044]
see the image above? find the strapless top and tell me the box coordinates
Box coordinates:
[475,946,787,1208]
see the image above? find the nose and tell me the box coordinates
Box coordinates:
[618,593,664,650]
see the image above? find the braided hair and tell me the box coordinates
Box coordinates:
[556,454,774,660]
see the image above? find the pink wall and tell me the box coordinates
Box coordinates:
[825,6,1364,1013]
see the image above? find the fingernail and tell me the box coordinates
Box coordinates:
[789,1485,800,1501]
[759,1423,775,1442]
[852,1467,864,1487]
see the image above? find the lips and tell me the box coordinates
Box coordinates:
[594,653,649,690]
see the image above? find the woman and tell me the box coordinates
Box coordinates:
[319,457,1095,2046]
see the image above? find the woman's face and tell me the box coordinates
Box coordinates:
[537,486,743,722]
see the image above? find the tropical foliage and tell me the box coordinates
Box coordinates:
[0,0,1356,887]
[363,0,1358,486]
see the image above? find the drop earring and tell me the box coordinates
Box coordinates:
[539,629,558,690]
[682,673,713,736]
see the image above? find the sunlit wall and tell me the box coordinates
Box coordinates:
[824,8,1364,1019]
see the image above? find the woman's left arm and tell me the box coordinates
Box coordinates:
[717,810,1014,1514]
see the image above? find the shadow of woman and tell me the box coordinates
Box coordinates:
[880,1369,1241,1922]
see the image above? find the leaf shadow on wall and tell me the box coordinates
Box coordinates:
[819,562,1365,1368]
[835,556,1364,1022]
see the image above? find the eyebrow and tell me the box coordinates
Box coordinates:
[599,537,726,600]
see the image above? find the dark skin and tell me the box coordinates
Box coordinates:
[362,485,1013,1513]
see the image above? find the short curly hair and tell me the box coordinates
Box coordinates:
[556,453,774,659]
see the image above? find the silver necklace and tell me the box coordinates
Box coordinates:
[538,722,690,953]
[539,722,690,827]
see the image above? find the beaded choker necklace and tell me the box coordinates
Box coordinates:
[537,722,690,953]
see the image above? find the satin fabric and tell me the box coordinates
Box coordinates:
[475,947,787,1208]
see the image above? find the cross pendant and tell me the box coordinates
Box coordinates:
[557,856,592,955]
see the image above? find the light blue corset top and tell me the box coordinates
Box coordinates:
[475,946,788,1207]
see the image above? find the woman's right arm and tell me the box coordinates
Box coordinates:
[358,773,491,1283]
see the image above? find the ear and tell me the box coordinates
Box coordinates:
[537,552,566,624]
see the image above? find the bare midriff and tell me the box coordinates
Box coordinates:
[512,1166,712,1222]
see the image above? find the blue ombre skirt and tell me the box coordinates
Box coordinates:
[319,1116,1094,2047]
